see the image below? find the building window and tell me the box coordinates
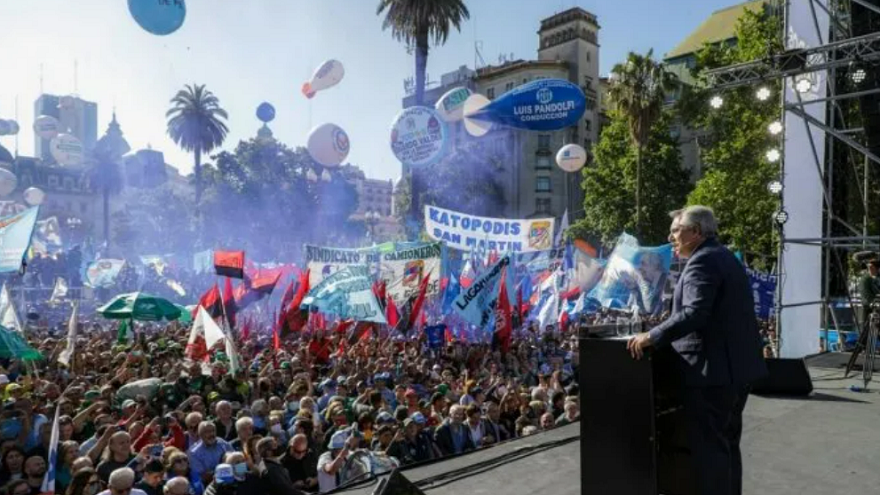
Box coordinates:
[505,82,514,92]
[583,76,594,92]
[486,87,495,100]
[522,78,528,85]
[536,156,552,169]
[585,97,596,111]
[536,198,552,215]
[584,137,593,150]
[538,134,551,150]
[48,175,59,189]
[536,177,552,192]
[586,51,591,63]
[80,202,88,214]
[584,119,592,132]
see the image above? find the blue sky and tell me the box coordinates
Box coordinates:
[0,0,737,181]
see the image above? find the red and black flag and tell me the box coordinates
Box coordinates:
[193,284,222,319]
[222,277,237,329]
[493,267,512,354]
[214,250,246,279]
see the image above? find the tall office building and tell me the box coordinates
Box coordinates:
[33,94,98,164]
[399,7,600,221]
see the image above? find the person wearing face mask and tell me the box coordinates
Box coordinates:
[202,454,260,495]
[627,206,767,495]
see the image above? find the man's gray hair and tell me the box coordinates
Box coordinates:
[675,205,717,238]
[108,467,135,489]
[164,476,189,494]
[235,416,253,433]
[198,420,216,435]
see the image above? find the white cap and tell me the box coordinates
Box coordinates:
[0,375,8,385]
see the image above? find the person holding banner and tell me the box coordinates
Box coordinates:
[627,206,767,495]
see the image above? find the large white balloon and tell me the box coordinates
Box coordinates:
[435,87,472,122]
[556,144,588,173]
[0,168,17,197]
[50,134,84,166]
[390,107,448,167]
[307,123,350,167]
[33,115,61,140]
[462,94,493,137]
[23,187,45,206]
[302,60,345,99]
[0,120,19,136]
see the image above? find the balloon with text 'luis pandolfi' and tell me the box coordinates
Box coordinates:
[435,87,472,122]
[128,0,186,36]
[389,107,448,167]
[23,187,45,206]
[50,134,84,167]
[556,144,588,173]
[464,78,586,136]
[33,115,60,140]
[256,102,276,123]
[307,123,350,167]
[302,60,345,99]
[0,168,16,197]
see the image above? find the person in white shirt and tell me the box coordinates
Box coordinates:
[97,467,148,495]
[316,429,359,493]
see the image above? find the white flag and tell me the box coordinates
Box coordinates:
[193,306,225,351]
[58,302,78,366]
[554,209,569,248]
[536,293,560,331]
[0,284,22,333]
[40,405,61,494]
[50,277,69,302]
[221,321,241,376]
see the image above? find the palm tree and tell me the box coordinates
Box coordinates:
[607,49,677,235]
[377,0,470,227]
[166,84,229,212]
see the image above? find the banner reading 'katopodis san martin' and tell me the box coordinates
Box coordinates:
[304,242,443,305]
[424,205,554,253]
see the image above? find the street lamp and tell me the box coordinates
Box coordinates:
[767,180,783,195]
[365,210,381,239]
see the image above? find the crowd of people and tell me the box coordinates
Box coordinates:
[0,312,581,495]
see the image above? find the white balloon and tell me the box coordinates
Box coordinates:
[34,115,61,140]
[302,60,345,99]
[463,94,493,137]
[50,134,84,166]
[389,107,448,167]
[556,144,588,173]
[435,87,472,122]
[0,120,20,136]
[307,123,350,167]
[0,168,17,197]
[23,187,45,206]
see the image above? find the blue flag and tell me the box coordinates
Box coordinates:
[452,255,512,327]
[425,324,445,349]
[746,268,777,319]
[0,207,39,273]
[442,272,461,314]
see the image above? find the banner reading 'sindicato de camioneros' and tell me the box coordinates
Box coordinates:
[304,242,443,305]
[424,205,554,253]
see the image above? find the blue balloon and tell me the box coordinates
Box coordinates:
[256,103,276,123]
[128,0,186,36]
[468,79,586,132]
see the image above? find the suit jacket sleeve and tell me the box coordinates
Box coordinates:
[648,253,720,348]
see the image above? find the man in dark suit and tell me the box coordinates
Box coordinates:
[433,405,475,456]
[628,205,767,495]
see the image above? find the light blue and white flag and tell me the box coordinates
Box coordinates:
[0,206,39,273]
[304,265,387,323]
[40,405,61,494]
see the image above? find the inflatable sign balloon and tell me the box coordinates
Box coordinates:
[465,78,586,134]
[33,115,60,140]
[462,94,492,137]
[0,168,16,197]
[0,120,18,136]
[50,134,84,166]
[302,60,345,99]
[390,107,448,167]
[256,102,276,123]
[23,187,45,206]
[556,144,588,172]
[128,0,186,36]
[307,123,350,167]
[435,87,472,122]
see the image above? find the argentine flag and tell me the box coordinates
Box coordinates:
[40,406,61,494]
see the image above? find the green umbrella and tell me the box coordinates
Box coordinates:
[98,292,182,321]
[174,305,193,324]
[0,326,43,361]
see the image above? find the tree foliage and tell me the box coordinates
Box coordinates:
[678,7,782,263]
[571,111,690,246]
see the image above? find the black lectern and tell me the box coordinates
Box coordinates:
[579,333,695,495]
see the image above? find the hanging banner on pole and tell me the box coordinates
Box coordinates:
[304,242,443,305]
[746,268,777,320]
[425,205,554,253]
[303,265,387,323]
[0,207,39,273]
[452,255,513,327]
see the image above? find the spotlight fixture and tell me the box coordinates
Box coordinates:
[851,67,867,85]
[756,87,772,101]
[709,95,724,109]
[795,77,813,94]
[768,121,783,136]
[767,180,783,195]
[766,148,781,162]
[773,209,789,225]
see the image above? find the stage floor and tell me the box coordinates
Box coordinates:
[334,352,880,495]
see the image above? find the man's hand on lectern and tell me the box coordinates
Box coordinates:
[627,333,652,360]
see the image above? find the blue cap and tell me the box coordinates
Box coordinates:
[329,428,352,450]
[376,411,395,424]
[319,378,337,390]
[215,464,234,485]
[410,412,427,425]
